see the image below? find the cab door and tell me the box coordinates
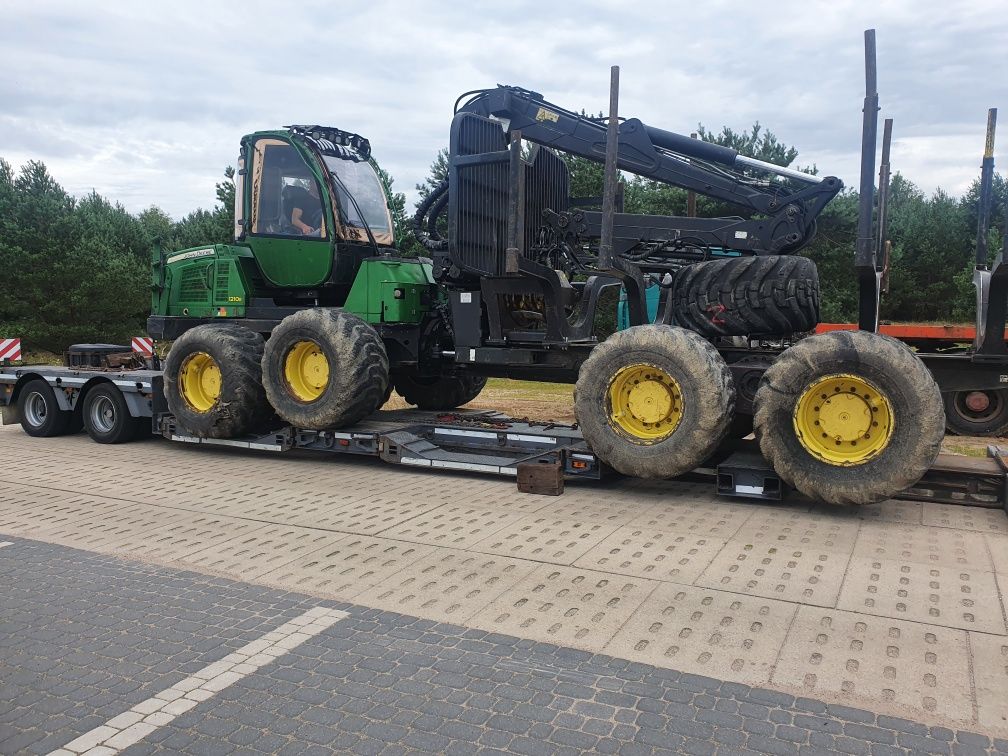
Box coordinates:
[244,136,333,288]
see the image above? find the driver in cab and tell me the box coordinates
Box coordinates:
[288,180,323,235]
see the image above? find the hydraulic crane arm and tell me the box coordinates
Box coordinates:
[452,85,842,257]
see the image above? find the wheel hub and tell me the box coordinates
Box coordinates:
[90,395,117,434]
[179,352,222,413]
[626,381,673,424]
[608,364,683,443]
[24,391,47,427]
[285,340,330,402]
[793,373,894,465]
[964,391,991,413]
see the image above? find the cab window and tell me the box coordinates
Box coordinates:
[248,138,327,238]
[322,156,392,236]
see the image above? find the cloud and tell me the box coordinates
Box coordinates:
[1,0,1004,218]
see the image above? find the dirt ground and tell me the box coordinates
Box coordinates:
[383,378,578,423]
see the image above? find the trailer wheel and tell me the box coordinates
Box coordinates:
[574,325,735,478]
[943,389,1008,437]
[754,330,944,505]
[262,308,389,430]
[165,324,270,438]
[81,384,142,444]
[17,379,72,437]
[673,255,819,337]
[394,373,487,410]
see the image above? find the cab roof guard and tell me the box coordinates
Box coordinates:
[285,125,371,162]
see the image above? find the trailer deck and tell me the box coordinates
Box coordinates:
[2,361,1007,513]
[161,408,602,480]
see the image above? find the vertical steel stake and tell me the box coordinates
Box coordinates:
[856,28,881,332]
[599,66,620,269]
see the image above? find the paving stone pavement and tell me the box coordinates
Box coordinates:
[1,424,1008,749]
[1,536,1007,756]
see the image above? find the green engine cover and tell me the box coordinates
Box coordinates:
[151,244,252,319]
[343,258,436,324]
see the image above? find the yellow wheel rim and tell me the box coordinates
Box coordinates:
[178,351,221,413]
[793,373,894,465]
[607,363,683,443]
[284,340,329,402]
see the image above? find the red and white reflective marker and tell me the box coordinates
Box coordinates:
[131,336,154,357]
[0,338,21,362]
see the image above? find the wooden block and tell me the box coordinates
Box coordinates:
[516,460,564,496]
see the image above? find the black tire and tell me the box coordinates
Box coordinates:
[17,379,72,437]
[726,413,754,439]
[726,354,773,439]
[81,384,141,444]
[574,325,735,478]
[754,330,944,506]
[673,255,819,337]
[943,389,1008,437]
[165,324,270,438]
[394,373,487,410]
[67,408,84,434]
[262,308,389,430]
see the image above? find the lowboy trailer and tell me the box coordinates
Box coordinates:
[1,346,1006,513]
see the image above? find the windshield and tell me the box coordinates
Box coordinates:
[322,157,391,235]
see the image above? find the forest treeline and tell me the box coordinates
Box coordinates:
[0,124,1004,351]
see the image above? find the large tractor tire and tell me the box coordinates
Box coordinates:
[754,330,944,506]
[165,324,270,438]
[673,255,819,337]
[262,308,388,430]
[943,388,1008,437]
[394,373,487,410]
[574,325,735,478]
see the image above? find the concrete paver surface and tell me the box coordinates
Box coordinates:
[6,537,1007,756]
[1,423,1007,745]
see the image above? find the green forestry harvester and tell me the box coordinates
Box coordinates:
[149,49,946,506]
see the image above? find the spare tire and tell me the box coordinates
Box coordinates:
[262,308,388,430]
[394,373,486,410]
[165,324,271,438]
[673,255,819,337]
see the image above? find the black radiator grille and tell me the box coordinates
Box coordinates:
[446,114,570,280]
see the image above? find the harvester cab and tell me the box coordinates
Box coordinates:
[149,125,397,339]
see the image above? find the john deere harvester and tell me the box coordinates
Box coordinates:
[150,44,945,505]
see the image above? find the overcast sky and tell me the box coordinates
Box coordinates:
[2,1,1005,218]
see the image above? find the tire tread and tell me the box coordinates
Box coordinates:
[753,330,944,505]
[673,255,819,337]
[574,325,735,478]
[262,308,389,430]
[164,323,270,438]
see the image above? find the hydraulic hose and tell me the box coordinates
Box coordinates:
[413,180,449,251]
[427,189,449,241]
